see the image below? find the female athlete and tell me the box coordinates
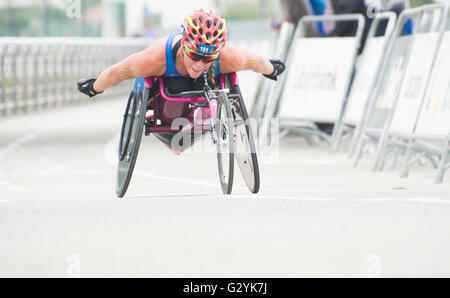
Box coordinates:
[77,9,285,97]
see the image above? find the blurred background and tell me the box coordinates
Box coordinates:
[0,0,281,40]
[0,0,438,38]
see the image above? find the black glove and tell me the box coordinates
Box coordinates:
[263,59,286,81]
[77,77,103,97]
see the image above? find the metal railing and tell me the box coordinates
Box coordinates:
[258,14,366,148]
[352,4,448,170]
[0,37,151,117]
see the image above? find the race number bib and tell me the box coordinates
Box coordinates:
[198,43,215,55]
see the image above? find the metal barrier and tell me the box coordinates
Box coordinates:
[259,14,365,148]
[0,37,151,117]
[352,4,447,172]
[401,6,450,183]
[333,12,397,153]
[251,22,295,119]
[256,23,295,149]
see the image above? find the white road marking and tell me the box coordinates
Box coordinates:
[230,194,450,205]
[103,135,219,188]
[269,159,349,165]
[0,130,42,192]
[103,135,450,205]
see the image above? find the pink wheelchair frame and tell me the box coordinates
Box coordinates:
[143,73,239,134]
[116,72,259,197]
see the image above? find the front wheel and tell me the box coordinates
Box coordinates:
[225,75,260,193]
[116,87,148,198]
[216,92,234,194]
[231,92,260,193]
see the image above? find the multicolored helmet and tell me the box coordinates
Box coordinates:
[181,9,227,56]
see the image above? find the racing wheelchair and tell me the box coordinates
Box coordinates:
[116,72,260,197]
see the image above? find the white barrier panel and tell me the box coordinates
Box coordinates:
[389,32,441,133]
[354,4,448,173]
[351,6,418,168]
[258,14,364,149]
[415,31,450,136]
[365,35,412,128]
[340,12,397,154]
[344,37,385,125]
[278,37,357,122]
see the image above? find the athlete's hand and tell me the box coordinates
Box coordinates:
[263,59,286,81]
[77,77,103,98]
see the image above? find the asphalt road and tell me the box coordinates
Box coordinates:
[1,96,449,277]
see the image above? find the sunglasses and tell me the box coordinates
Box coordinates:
[184,46,218,63]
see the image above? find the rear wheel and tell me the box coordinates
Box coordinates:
[216,92,234,194]
[116,87,148,198]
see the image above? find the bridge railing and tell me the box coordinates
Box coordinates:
[0,37,151,117]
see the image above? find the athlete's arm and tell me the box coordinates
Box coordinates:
[92,37,167,92]
[218,44,274,75]
[218,44,285,81]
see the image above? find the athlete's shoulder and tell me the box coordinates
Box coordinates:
[147,36,169,50]
[144,36,169,61]
[135,36,168,77]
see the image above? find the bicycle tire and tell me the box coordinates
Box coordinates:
[225,75,260,193]
[119,90,137,161]
[216,91,234,194]
[116,87,148,198]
